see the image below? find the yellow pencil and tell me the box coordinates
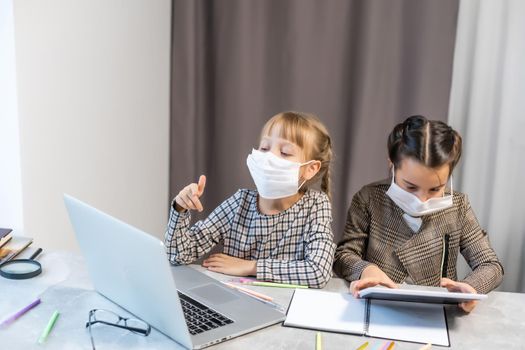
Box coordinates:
[356,341,369,350]
[316,332,322,350]
[419,344,432,350]
[387,342,395,350]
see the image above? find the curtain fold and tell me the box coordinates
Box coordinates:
[448,0,525,292]
[170,0,459,244]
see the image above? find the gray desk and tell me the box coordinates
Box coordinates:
[1,251,523,349]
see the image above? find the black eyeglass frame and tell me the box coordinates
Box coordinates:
[85,309,151,350]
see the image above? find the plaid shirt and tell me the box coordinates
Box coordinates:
[165,189,335,288]
[334,179,504,294]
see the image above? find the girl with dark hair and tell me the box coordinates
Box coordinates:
[334,115,503,312]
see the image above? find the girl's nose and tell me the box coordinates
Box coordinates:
[270,148,281,158]
[416,192,430,202]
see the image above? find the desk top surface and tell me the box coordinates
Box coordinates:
[1,251,523,350]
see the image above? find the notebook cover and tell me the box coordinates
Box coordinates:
[0,228,13,248]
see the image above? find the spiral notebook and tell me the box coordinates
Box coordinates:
[284,289,450,346]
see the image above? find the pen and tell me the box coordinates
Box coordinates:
[221,282,274,301]
[0,298,41,328]
[356,341,369,350]
[38,310,60,344]
[250,281,309,289]
[223,283,285,311]
[222,282,285,311]
[316,332,322,350]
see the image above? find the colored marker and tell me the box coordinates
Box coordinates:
[250,281,309,289]
[0,298,41,328]
[222,282,285,311]
[221,282,274,301]
[38,310,60,344]
[237,277,257,283]
[316,332,322,350]
[356,341,369,350]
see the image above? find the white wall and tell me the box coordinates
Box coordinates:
[13,0,172,251]
[0,0,24,231]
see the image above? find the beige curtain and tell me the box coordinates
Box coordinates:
[448,0,525,292]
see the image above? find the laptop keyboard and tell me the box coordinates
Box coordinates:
[178,291,234,335]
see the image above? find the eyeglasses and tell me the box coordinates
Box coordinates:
[86,309,151,350]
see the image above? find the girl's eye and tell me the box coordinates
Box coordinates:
[259,147,269,151]
[280,151,292,157]
[430,188,441,192]
[407,187,417,191]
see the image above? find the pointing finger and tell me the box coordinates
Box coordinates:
[197,175,206,195]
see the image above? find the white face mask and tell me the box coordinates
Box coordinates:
[246,149,312,199]
[386,167,453,217]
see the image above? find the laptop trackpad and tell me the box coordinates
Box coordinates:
[188,283,239,305]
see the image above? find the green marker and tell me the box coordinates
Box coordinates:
[251,281,309,289]
[38,310,60,344]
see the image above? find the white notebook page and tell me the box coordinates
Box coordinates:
[284,289,367,334]
[367,299,449,346]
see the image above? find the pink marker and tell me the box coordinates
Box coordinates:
[238,277,257,284]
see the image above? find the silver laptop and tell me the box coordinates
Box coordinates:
[64,194,285,349]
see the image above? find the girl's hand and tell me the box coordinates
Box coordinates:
[202,253,257,276]
[175,175,206,212]
[441,277,478,313]
[350,265,398,297]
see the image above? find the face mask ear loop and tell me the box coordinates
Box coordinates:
[299,159,317,167]
[298,179,307,191]
[297,159,317,191]
[297,163,311,191]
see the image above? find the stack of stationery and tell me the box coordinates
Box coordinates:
[0,228,13,247]
[0,235,33,264]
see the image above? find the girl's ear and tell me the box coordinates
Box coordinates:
[303,160,322,181]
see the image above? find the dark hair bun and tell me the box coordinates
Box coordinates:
[388,115,462,174]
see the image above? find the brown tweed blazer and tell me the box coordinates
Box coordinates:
[334,179,503,294]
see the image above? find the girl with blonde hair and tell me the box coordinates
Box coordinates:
[166,111,335,288]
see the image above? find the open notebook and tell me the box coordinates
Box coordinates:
[284,289,450,346]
